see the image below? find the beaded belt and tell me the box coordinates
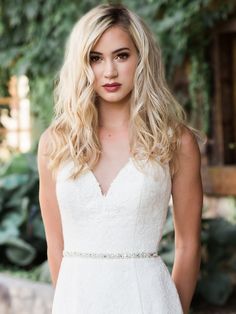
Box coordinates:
[63,251,158,259]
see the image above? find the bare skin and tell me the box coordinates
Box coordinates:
[89,26,138,194]
[37,26,202,313]
[170,129,202,313]
[37,131,64,288]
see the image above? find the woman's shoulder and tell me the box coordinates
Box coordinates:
[178,125,201,157]
[38,126,73,179]
[37,127,55,176]
[175,125,201,173]
[38,127,53,158]
[169,125,202,177]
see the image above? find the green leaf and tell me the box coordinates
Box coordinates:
[0,153,29,176]
[0,174,29,190]
[5,237,36,266]
[208,219,236,246]
[34,260,51,283]
[198,272,233,305]
[0,225,19,244]
[162,213,174,237]
[160,250,175,267]
[30,216,46,240]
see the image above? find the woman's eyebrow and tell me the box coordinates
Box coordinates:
[90,47,130,55]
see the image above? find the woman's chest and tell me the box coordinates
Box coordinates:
[56,159,171,221]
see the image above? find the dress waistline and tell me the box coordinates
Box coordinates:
[63,250,158,259]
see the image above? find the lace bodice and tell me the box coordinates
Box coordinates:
[56,158,171,254]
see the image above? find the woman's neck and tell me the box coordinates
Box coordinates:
[97,101,130,130]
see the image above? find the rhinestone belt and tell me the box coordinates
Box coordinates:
[63,251,158,259]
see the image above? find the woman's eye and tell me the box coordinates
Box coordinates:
[90,55,101,63]
[116,53,129,60]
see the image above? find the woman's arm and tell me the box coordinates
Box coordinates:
[171,127,203,314]
[37,129,64,288]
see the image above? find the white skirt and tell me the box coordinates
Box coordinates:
[52,254,183,314]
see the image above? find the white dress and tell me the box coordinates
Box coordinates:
[52,157,183,314]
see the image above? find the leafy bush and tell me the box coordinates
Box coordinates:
[0,152,46,267]
[160,211,236,306]
[197,218,236,305]
[1,0,235,136]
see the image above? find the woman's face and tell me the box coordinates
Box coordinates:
[89,26,139,106]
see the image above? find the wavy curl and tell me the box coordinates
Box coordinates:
[47,3,199,179]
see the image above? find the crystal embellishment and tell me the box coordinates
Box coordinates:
[63,250,158,258]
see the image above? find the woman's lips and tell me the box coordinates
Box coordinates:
[103,84,121,92]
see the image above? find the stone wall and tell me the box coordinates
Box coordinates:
[0,273,54,314]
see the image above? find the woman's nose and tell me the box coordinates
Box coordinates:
[104,60,118,78]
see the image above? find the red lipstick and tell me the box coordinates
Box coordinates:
[103,82,121,92]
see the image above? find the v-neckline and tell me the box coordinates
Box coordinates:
[88,157,132,199]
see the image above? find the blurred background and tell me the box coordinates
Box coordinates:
[0,0,236,313]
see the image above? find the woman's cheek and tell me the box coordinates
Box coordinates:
[122,64,135,77]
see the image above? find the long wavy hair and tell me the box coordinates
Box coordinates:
[47,3,193,179]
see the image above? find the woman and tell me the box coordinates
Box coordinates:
[37,3,203,314]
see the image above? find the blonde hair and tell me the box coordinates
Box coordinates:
[48,3,194,179]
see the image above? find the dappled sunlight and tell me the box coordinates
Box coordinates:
[0,75,31,160]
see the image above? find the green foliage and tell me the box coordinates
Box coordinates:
[160,211,236,306]
[197,218,236,305]
[0,0,105,134]
[0,261,49,282]
[129,0,235,132]
[0,0,236,135]
[0,152,46,267]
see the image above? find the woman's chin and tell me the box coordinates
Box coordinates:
[97,93,131,105]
